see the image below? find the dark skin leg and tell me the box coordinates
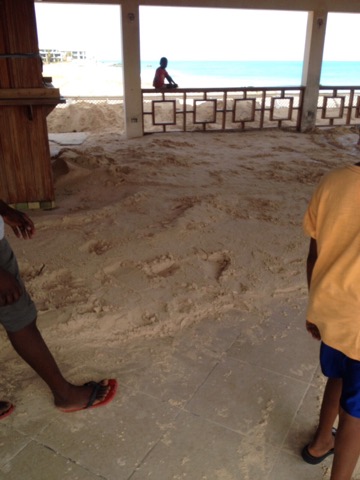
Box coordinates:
[307,377,341,457]
[331,408,360,480]
[308,378,360,479]
[6,319,111,410]
[0,202,112,411]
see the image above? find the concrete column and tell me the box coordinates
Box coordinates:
[121,0,143,138]
[300,11,328,131]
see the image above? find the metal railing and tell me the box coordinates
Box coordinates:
[141,87,304,133]
[50,86,360,134]
[141,86,360,134]
[317,86,360,127]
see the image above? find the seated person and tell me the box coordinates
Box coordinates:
[153,57,178,89]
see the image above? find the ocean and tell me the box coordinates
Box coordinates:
[141,60,360,87]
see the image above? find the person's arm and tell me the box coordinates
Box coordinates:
[306,237,317,288]
[165,73,178,87]
[0,200,35,240]
[305,237,321,340]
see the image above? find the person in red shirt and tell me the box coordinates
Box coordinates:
[153,57,178,89]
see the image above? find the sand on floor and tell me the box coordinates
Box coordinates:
[2,114,359,366]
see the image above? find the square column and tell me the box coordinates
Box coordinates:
[121,0,143,138]
[300,11,328,131]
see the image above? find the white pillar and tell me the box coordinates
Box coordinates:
[300,11,328,131]
[121,0,143,138]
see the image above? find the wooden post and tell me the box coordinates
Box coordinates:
[0,0,61,208]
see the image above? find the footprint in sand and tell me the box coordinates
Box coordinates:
[79,239,112,255]
[202,251,231,281]
[142,255,180,278]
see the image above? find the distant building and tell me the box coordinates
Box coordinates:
[39,49,87,63]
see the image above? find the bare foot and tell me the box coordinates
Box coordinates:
[54,379,117,412]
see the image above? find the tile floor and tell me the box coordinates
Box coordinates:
[1,299,359,480]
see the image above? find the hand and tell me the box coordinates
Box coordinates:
[0,268,22,306]
[0,202,35,239]
[306,320,321,341]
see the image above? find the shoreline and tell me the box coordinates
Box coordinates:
[43,60,360,97]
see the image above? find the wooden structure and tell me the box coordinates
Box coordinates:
[0,0,62,208]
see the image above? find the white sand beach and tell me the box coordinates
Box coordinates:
[1,62,360,479]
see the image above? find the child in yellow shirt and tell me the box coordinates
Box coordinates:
[302,163,360,479]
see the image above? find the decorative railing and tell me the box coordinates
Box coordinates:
[52,86,360,134]
[141,86,360,134]
[317,86,360,127]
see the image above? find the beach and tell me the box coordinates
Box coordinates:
[42,59,360,97]
[2,61,360,479]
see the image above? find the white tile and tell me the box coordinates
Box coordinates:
[0,441,100,480]
[185,356,309,447]
[0,426,30,469]
[119,336,219,406]
[36,388,178,480]
[268,449,332,480]
[131,411,278,480]
[227,313,319,381]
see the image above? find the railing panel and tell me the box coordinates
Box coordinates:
[317,86,360,127]
[142,86,360,134]
[142,87,304,134]
[46,86,360,135]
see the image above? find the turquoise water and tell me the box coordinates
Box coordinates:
[141,60,360,87]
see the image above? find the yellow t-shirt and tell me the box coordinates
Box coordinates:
[303,165,360,360]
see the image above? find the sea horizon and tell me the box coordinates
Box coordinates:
[43,59,360,96]
[139,60,360,88]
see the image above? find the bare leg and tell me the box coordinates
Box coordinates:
[330,408,360,480]
[307,377,342,457]
[7,319,111,410]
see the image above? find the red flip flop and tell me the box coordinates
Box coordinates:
[60,379,118,413]
[0,401,15,420]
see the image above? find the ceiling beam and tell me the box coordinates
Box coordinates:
[34,0,360,14]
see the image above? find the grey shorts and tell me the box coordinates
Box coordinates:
[0,238,37,332]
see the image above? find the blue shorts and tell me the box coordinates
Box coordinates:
[320,342,360,418]
[0,238,37,332]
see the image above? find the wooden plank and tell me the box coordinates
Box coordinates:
[0,0,42,88]
[0,60,11,88]
[0,99,62,108]
[0,0,56,206]
[4,0,39,52]
[0,3,10,87]
[0,109,25,202]
[0,106,54,204]
[26,106,54,201]
[0,88,61,99]
[7,58,43,88]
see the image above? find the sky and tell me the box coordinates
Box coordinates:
[34,4,360,62]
